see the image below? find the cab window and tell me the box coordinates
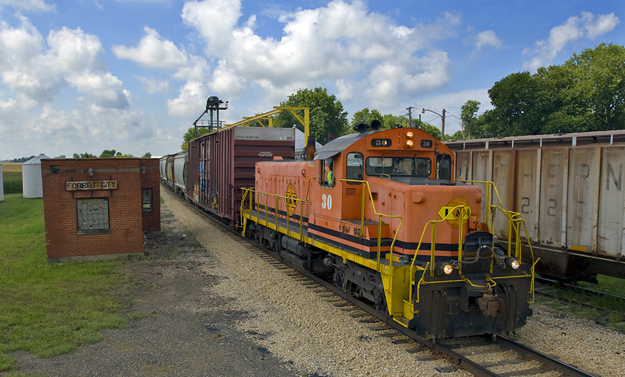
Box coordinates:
[319,158,335,187]
[365,157,431,177]
[345,153,363,184]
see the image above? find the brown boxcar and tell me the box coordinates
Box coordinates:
[187,126,295,226]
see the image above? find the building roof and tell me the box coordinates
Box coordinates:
[23,153,49,165]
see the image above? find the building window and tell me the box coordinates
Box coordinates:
[142,188,153,213]
[77,198,109,234]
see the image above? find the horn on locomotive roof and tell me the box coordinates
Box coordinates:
[353,123,369,133]
[353,120,382,133]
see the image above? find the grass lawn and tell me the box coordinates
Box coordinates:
[0,194,129,372]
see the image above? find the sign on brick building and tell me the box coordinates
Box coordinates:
[41,158,160,263]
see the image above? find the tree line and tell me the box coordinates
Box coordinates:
[179,43,623,148]
[462,43,624,139]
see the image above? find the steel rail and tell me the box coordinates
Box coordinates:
[494,336,596,377]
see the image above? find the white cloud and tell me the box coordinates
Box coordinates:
[171,55,209,82]
[523,12,619,71]
[136,76,170,94]
[166,80,207,117]
[0,0,54,12]
[112,27,189,68]
[472,30,502,57]
[0,20,129,109]
[181,0,457,104]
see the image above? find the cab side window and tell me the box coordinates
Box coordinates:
[346,152,363,184]
[319,158,335,187]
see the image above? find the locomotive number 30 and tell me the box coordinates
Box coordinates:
[321,194,333,210]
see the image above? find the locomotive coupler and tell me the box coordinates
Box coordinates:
[478,293,504,318]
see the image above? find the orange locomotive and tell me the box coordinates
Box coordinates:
[241,121,535,339]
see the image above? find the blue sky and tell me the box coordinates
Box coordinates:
[0,0,622,159]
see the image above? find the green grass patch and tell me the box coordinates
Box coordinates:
[537,275,625,332]
[0,194,129,372]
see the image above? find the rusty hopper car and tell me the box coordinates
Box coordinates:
[241,123,534,339]
[188,126,295,226]
[446,130,625,281]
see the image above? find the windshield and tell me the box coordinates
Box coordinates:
[366,157,431,177]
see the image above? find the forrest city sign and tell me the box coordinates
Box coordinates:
[65,180,118,191]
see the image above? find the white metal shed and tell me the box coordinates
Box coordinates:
[22,154,49,198]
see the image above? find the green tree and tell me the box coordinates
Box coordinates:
[350,108,383,129]
[487,71,547,137]
[99,150,116,158]
[54,155,66,158]
[181,127,212,150]
[141,152,152,158]
[272,87,349,144]
[563,43,625,131]
[445,130,465,142]
[73,152,97,158]
[461,100,481,139]
[382,114,408,129]
[115,152,134,157]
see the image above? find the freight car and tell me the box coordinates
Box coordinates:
[186,126,295,226]
[446,130,625,281]
[159,151,188,198]
[238,122,535,339]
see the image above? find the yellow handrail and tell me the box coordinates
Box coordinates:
[240,177,315,242]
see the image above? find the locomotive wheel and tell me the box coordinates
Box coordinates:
[333,269,345,290]
[374,289,387,313]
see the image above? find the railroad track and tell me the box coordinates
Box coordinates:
[170,189,597,377]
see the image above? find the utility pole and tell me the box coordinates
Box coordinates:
[441,109,446,141]
[422,108,446,141]
[406,106,414,128]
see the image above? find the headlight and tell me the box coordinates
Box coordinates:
[406,131,414,139]
[405,139,414,148]
[435,262,454,276]
[509,258,520,270]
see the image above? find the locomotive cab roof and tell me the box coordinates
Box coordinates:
[314,126,456,185]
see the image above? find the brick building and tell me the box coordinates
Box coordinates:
[41,158,160,263]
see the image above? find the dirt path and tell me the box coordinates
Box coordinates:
[6,197,298,377]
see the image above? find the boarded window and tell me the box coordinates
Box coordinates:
[142,188,153,213]
[76,198,110,234]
